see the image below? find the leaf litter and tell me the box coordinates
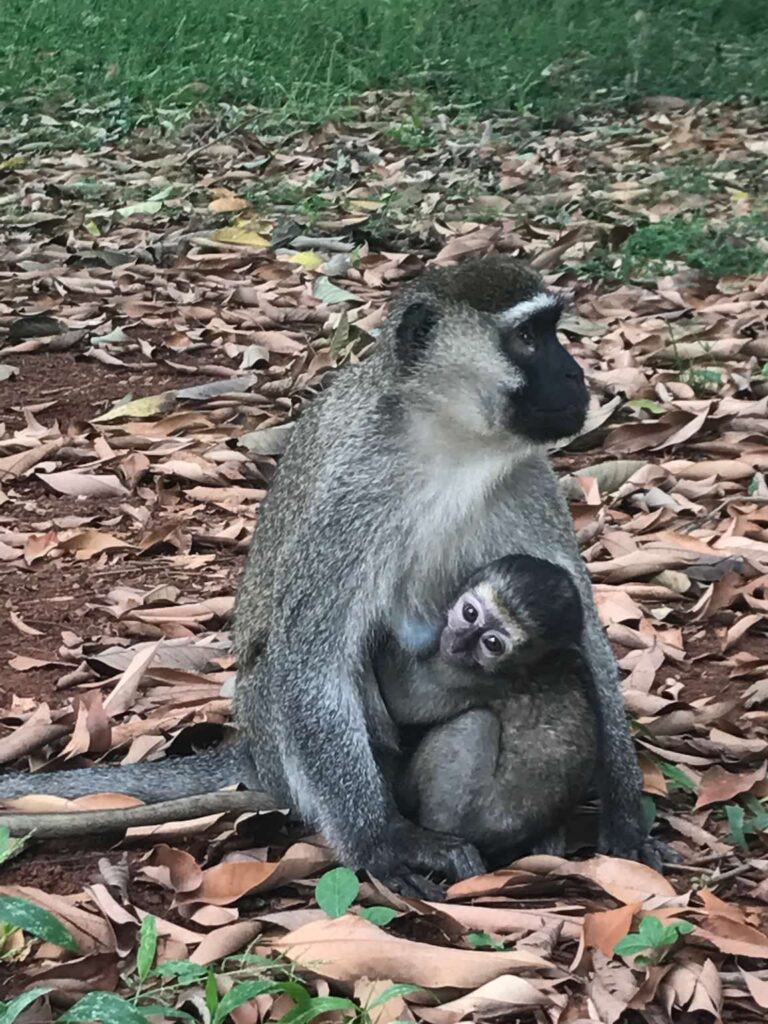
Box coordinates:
[0,96,768,1020]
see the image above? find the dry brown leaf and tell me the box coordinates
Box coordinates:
[190,920,262,964]
[38,470,129,498]
[740,969,768,1009]
[103,641,159,716]
[273,914,552,986]
[554,856,676,904]
[60,692,111,759]
[583,902,642,957]
[59,529,129,560]
[695,763,766,810]
[9,610,44,636]
[137,843,204,893]
[0,438,65,481]
[181,842,332,905]
[418,975,557,1023]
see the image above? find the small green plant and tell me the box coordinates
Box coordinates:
[614,914,694,965]
[315,866,399,926]
[658,760,699,794]
[582,212,768,283]
[133,915,158,1003]
[466,930,506,950]
[0,987,54,1024]
[679,366,723,396]
[0,896,79,960]
[385,117,434,151]
[621,214,768,280]
[315,867,360,918]
[0,827,29,866]
[724,797,768,851]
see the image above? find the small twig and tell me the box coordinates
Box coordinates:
[680,495,768,534]
[189,236,269,256]
[707,862,757,885]
[686,851,734,867]
[662,862,712,874]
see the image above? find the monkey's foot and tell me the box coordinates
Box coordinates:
[362,819,485,886]
[644,836,683,871]
[380,872,447,901]
[598,828,681,873]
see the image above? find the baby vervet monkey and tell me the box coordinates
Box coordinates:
[381,554,597,865]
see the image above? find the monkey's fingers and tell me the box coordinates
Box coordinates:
[446,842,486,881]
[643,836,683,871]
[381,872,447,901]
[0,790,277,838]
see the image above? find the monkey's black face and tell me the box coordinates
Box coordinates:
[500,303,589,443]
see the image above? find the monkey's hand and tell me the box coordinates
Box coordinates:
[364,818,485,896]
[642,836,683,871]
[598,823,681,873]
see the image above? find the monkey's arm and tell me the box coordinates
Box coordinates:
[0,743,256,803]
[256,597,483,886]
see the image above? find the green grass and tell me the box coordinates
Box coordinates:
[2,0,768,124]
[582,212,768,281]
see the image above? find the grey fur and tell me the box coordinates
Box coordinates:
[402,661,596,864]
[232,255,655,877]
[0,257,658,880]
[0,743,256,802]
[381,558,595,864]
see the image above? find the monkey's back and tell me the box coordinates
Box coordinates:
[490,654,597,830]
[402,650,597,861]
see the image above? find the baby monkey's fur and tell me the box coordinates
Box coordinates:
[383,555,596,865]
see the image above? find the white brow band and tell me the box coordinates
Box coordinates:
[495,292,560,327]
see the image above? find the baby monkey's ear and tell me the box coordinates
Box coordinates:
[395,299,441,369]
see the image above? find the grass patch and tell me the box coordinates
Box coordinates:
[582,211,768,281]
[2,0,768,124]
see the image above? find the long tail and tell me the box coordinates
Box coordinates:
[0,743,258,803]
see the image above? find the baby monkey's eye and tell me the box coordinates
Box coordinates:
[462,602,478,623]
[482,634,504,655]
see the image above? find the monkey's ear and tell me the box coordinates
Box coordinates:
[395,300,440,368]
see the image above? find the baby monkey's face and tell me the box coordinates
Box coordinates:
[439,583,534,674]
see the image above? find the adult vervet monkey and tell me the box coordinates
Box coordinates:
[1,258,662,893]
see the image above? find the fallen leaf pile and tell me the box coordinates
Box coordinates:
[0,95,767,1020]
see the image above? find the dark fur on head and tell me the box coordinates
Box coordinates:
[465,554,584,649]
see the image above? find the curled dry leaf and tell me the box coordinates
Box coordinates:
[694,763,766,810]
[37,470,129,498]
[189,920,262,964]
[583,901,642,958]
[417,975,558,1023]
[179,842,333,906]
[553,855,676,905]
[273,914,553,987]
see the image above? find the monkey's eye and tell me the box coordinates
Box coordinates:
[518,325,536,351]
[462,601,478,623]
[481,633,504,655]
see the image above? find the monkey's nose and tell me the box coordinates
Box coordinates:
[440,630,474,659]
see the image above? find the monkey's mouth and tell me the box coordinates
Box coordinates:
[513,401,588,442]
